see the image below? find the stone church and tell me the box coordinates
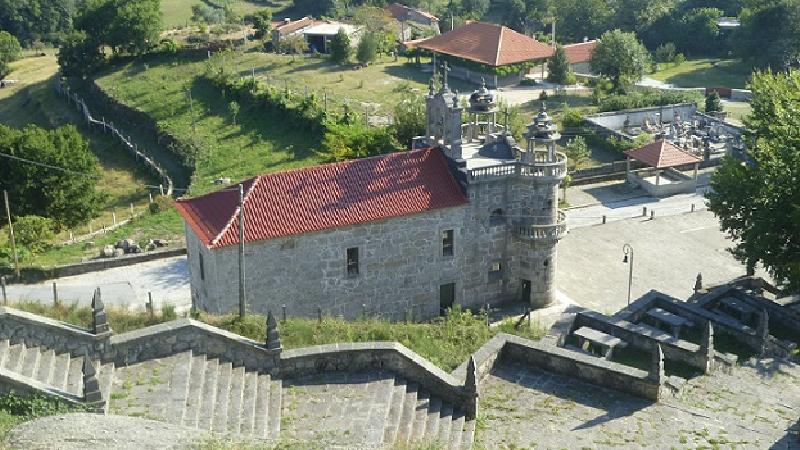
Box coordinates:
[175,75,567,320]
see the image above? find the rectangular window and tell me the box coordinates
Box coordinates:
[442,229,454,257]
[489,261,503,281]
[490,261,502,272]
[346,247,359,277]
[199,252,205,281]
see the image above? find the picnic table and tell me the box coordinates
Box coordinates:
[573,326,627,360]
[644,307,695,338]
[718,297,757,324]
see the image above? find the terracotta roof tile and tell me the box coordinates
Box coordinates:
[387,3,438,21]
[416,22,553,66]
[625,140,702,169]
[175,149,468,249]
[563,40,597,64]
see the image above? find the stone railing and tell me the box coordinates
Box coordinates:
[513,211,567,242]
[468,152,567,181]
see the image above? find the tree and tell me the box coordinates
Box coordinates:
[707,70,800,292]
[0,31,21,80]
[252,9,273,40]
[547,45,575,85]
[329,28,351,65]
[590,29,651,91]
[281,34,307,61]
[565,136,590,169]
[0,0,76,46]
[555,0,612,42]
[391,91,426,148]
[502,0,528,31]
[356,32,378,66]
[11,216,55,254]
[736,0,800,69]
[57,31,105,78]
[0,124,101,229]
[228,101,240,125]
[705,91,721,112]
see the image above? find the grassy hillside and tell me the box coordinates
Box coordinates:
[161,0,294,29]
[651,58,752,89]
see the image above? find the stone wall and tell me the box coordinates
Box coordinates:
[0,308,102,358]
[585,104,698,133]
[501,334,661,401]
[0,368,81,404]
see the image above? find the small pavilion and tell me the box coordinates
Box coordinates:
[625,140,702,197]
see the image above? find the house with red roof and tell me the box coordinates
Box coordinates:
[414,22,555,87]
[563,39,597,74]
[176,82,567,320]
[386,3,440,40]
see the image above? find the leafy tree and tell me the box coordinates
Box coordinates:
[0,0,76,45]
[707,70,800,292]
[654,42,677,63]
[280,34,307,61]
[0,31,21,80]
[11,216,55,254]
[391,91,426,148]
[57,31,105,78]
[565,136,590,169]
[590,29,651,91]
[555,0,612,42]
[460,0,490,19]
[547,45,575,85]
[673,7,722,56]
[0,124,101,229]
[356,32,379,66]
[705,91,721,112]
[502,0,528,31]
[329,28,351,65]
[323,122,399,161]
[252,9,273,40]
[736,0,800,69]
[191,4,226,25]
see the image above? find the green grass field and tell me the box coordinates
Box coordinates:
[0,52,169,267]
[651,58,754,89]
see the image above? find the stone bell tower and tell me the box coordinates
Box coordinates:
[423,62,463,159]
[514,103,567,308]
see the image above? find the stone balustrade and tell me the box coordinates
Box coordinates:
[514,211,568,242]
[468,152,567,181]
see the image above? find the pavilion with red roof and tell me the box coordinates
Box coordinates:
[625,139,702,196]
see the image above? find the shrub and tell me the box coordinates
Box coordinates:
[547,45,575,85]
[11,216,54,254]
[149,195,173,215]
[597,89,701,112]
[654,43,677,63]
[161,303,178,321]
[329,28,351,64]
[705,91,722,112]
[323,122,399,161]
[560,108,585,129]
[356,32,378,66]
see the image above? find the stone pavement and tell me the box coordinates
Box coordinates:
[4,256,191,311]
[478,359,800,449]
[556,210,768,314]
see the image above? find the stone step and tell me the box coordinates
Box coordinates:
[461,418,476,450]
[366,375,395,443]
[211,362,232,433]
[394,382,418,448]
[425,397,442,440]
[5,344,25,373]
[65,354,84,396]
[35,349,55,386]
[96,361,115,413]
[165,351,193,425]
[239,372,258,436]
[0,340,10,368]
[411,390,430,443]
[196,358,220,430]
[19,345,40,379]
[225,366,246,435]
[52,352,70,392]
[267,377,282,439]
[382,378,407,445]
[253,374,271,439]
[448,412,466,450]
[182,355,207,429]
[437,403,454,445]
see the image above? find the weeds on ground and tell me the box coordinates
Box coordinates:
[0,393,84,440]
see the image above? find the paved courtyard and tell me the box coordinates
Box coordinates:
[478,359,800,449]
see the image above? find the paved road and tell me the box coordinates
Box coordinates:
[5,256,191,311]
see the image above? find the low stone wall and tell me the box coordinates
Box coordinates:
[500,334,661,401]
[0,308,102,357]
[280,342,472,414]
[572,310,712,373]
[451,334,505,385]
[0,368,81,405]
[107,319,281,374]
[2,248,187,284]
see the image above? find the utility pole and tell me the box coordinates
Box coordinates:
[551,18,556,46]
[3,191,19,278]
[238,183,246,319]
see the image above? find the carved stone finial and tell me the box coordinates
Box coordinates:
[91,288,110,335]
[441,61,450,91]
[694,273,703,292]
[266,311,282,351]
[465,356,477,394]
[428,77,435,96]
[82,357,104,408]
[541,101,547,112]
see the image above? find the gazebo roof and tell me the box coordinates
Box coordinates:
[625,140,702,169]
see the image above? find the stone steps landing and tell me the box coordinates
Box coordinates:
[0,339,114,409]
[108,350,281,440]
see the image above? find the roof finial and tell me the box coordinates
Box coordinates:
[541,101,547,112]
[428,77,435,95]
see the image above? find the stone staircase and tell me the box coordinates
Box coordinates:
[0,339,114,409]
[280,371,475,449]
[108,350,282,440]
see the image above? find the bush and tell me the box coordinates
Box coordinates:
[391,92,426,148]
[11,216,54,254]
[654,43,677,63]
[705,91,722,112]
[161,303,177,321]
[560,108,585,129]
[329,28,351,64]
[149,195,173,215]
[323,122,399,161]
[597,89,701,112]
[356,32,378,66]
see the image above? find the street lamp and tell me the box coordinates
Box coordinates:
[622,243,634,306]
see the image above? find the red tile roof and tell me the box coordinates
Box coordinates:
[416,22,554,66]
[272,17,316,36]
[563,40,597,64]
[625,140,703,169]
[387,3,439,22]
[175,149,468,249]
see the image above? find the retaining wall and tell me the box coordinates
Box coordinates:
[0,308,103,357]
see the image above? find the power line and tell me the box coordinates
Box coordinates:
[0,152,101,179]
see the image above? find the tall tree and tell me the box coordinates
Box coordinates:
[707,70,800,292]
[356,32,378,65]
[736,0,800,69]
[590,29,651,90]
[547,45,574,84]
[555,0,612,42]
[0,31,22,80]
[329,28,352,64]
[0,124,101,229]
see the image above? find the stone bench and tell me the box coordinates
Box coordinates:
[573,326,628,360]
[644,308,695,338]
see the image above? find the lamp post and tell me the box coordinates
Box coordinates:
[622,243,634,306]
